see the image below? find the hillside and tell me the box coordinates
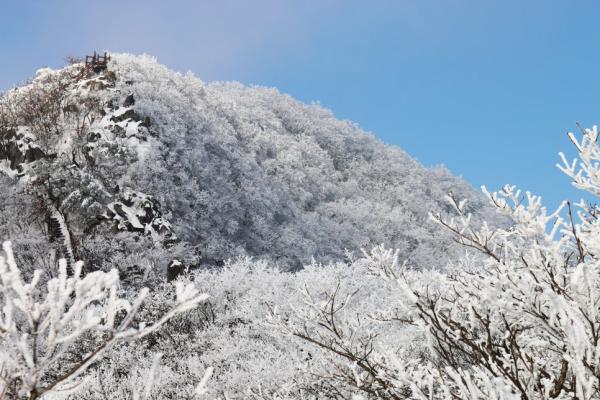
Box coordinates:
[8,53,592,400]
[0,53,497,276]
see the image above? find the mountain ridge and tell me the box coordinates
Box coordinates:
[0,53,498,275]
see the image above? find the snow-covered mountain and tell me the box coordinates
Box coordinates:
[0,53,497,275]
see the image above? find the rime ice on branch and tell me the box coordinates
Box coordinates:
[0,242,207,399]
[270,126,600,399]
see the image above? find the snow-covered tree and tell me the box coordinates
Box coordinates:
[263,126,600,399]
[0,241,207,399]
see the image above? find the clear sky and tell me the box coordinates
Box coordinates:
[1,1,599,209]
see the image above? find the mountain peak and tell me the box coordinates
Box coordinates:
[0,53,497,276]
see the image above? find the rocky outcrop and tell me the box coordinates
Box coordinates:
[110,106,151,128]
[0,128,48,172]
[123,93,135,107]
[0,62,182,283]
[100,189,178,246]
[166,259,185,282]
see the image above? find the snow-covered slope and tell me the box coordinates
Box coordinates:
[0,54,499,273]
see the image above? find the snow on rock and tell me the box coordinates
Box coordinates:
[81,104,154,165]
[0,63,179,257]
[0,127,48,174]
[166,259,185,282]
[72,68,116,92]
[101,189,178,246]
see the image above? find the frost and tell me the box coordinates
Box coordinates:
[0,241,207,398]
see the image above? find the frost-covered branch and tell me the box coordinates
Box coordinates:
[277,126,600,399]
[0,241,207,399]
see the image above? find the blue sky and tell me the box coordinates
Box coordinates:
[1,1,599,209]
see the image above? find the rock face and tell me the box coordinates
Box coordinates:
[0,127,47,172]
[0,63,181,280]
[101,189,178,246]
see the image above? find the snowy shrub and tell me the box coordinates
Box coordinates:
[65,254,410,400]
[0,242,207,399]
